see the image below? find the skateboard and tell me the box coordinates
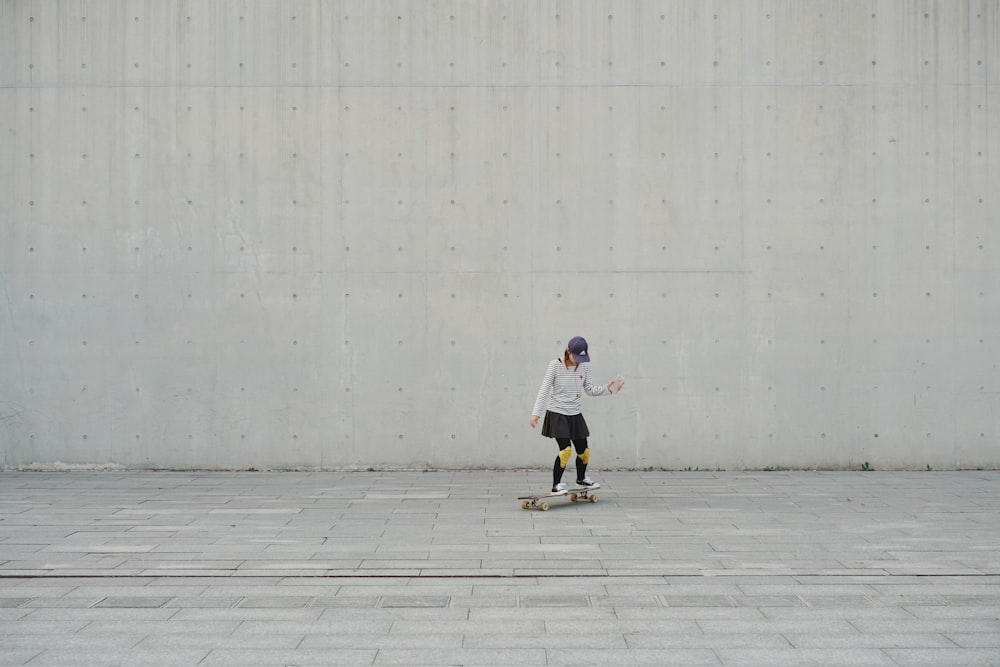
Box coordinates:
[518,486,600,511]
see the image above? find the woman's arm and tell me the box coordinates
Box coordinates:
[581,363,610,396]
[583,365,624,396]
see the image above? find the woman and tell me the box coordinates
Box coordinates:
[530,336,624,494]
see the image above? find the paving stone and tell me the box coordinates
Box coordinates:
[857,610,1000,631]
[372,648,547,665]
[943,633,1000,648]
[23,607,179,622]
[233,619,393,635]
[199,649,376,665]
[163,597,240,608]
[134,634,304,650]
[561,618,710,640]
[713,648,898,665]
[0,651,41,666]
[589,595,662,607]
[547,648,721,665]
[615,606,765,622]
[0,634,145,650]
[624,632,791,649]
[730,595,804,607]
[79,620,241,635]
[799,594,878,608]
[237,596,312,608]
[881,648,1000,665]
[308,596,379,607]
[661,594,736,607]
[0,598,31,608]
[471,606,618,622]
[22,597,102,608]
[0,620,90,636]
[94,596,171,608]
[379,595,451,608]
[760,606,918,621]
[20,649,211,665]
[518,594,589,607]
[300,633,464,649]
[698,618,860,634]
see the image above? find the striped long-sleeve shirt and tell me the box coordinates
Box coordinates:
[531,359,610,418]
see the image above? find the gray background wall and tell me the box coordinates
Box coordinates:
[2,1,998,471]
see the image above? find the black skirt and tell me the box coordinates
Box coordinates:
[541,411,590,439]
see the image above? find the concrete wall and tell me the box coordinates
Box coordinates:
[2,1,998,471]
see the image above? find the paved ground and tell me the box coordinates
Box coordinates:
[0,470,998,666]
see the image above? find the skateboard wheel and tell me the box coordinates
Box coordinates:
[589,495,598,503]
[569,493,578,502]
[540,503,550,511]
[521,501,530,510]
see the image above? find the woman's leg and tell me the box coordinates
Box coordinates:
[553,438,572,487]
[572,438,589,482]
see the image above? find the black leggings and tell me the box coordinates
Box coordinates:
[553,437,588,486]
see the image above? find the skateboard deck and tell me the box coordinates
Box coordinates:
[518,486,600,511]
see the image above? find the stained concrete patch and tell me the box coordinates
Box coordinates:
[379,596,452,608]
[95,597,171,608]
[0,597,32,608]
[237,596,312,608]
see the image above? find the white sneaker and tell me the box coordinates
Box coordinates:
[576,477,600,489]
[551,482,567,495]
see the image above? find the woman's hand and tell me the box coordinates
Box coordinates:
[529,415,539,428]
[608,376,625,393]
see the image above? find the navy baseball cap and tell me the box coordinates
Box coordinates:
[567,336,590,363]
